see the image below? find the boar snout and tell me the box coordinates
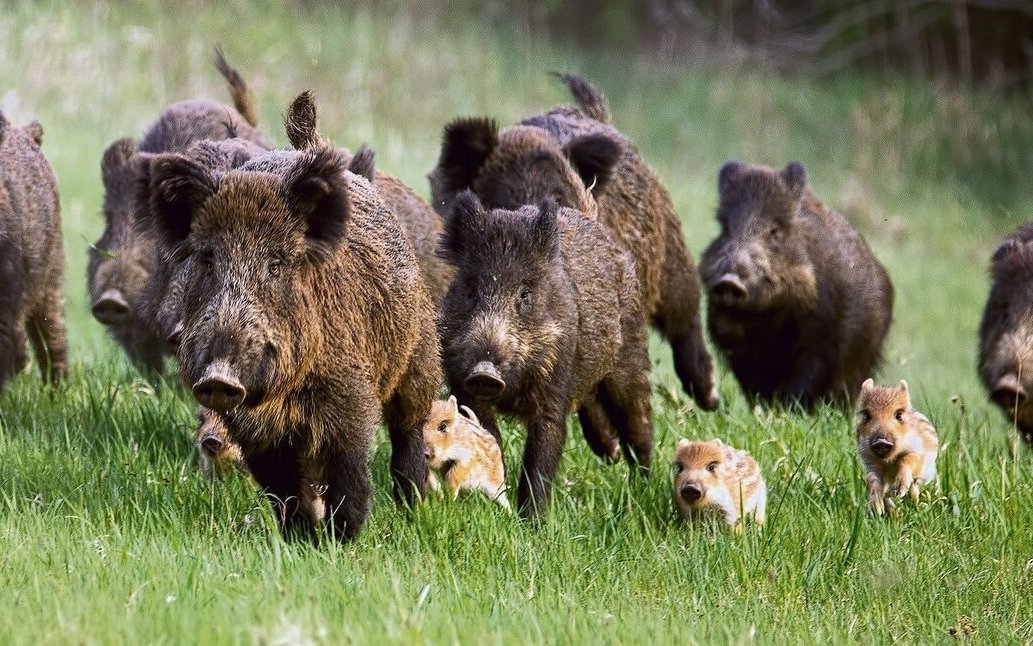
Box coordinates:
[710,273,748,307]
[869,434,894,458]
[991,374,1027,409]
[679,483,703,503]
[193,361,246,412]
[199,431,225,456]
[91,289,131,325]
[465,360,506,399]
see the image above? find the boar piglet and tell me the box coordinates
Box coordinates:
[700,161,893,409]
[438,191,653,516]
[429,73,717,411]
[979,222,1033,447]
[88,49,269,374]
[0,114,67,392]
[146,139,441,540]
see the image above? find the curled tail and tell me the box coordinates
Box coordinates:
[214,47,259,128]
[554,73,611,124]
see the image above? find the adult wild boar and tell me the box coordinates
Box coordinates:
[145,132,440,539]
[428,74,717,411]
[978,222,1033,447]
[699,161,893,408]
[88,49,269,373]
[438,191,653,516]
[0,114,67,393]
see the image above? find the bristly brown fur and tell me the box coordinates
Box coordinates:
[0,114,67,392]
[428,74,717,412]
[700,161,894,409]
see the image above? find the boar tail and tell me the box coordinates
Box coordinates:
[214,46,260,128]
[555,72,611,124]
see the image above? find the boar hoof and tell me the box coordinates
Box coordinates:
[193,365,246,412]
[709,274,748,306]
[91,289,131,325]
[991,375,1027,409]
[465,361,505,399]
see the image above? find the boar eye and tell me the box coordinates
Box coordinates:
[706,461,719,473]
[673,463,683,475]
[437,421,448,434]
[894,409,905,423]
[859,410,871,424]
[268,258,282,278]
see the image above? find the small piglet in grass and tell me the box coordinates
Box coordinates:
[422,396,509,510]
[195,409,245,480]
[673,439,766,530]
[856,379,938,515]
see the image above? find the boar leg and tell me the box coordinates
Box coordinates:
[598,375,654,473]
[517,401,570,516]
[244,442,309,538]
[655,241,718,411]
[26,288,69,383]
[577,396,620,462]
[320,437,373,541]
[383,329,439,506]
[0,254,28,387]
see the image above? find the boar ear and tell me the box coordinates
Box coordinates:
[347,144,376,183]
[285,91,322,150]
[780,161,807,200]
[898,379,911,404]
[718,161,743,197]
[284,147,350,255]
[25,121,44,146]
[101,138,138,190]
[437,117,498,193]
[860,378,875,394]
[459,404,480,426]
[148,153,219,246]
[563,134,620,195]
[533,198,561,258]
[447,394,458,412]
[439,189,486,264]
[676,438,690,451]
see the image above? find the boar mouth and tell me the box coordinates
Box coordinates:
[464,360,506,400]
[991,375,1027,410]
[91,289,131,325]
[708,273,749,308]
[192,361,247,412]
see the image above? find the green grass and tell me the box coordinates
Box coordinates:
[2,2,1032,643]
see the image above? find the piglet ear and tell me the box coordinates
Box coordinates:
[438,189,486,264]
[676,438,690,450]
[436,117,498,194]
[533,198,561,258]
[780,161,807,201]
[347,144,376,183]
[284,147,350,256]
[898,379,911,406]
[860,378,875,395]
[147,153,218,247]
[447,395,459,415]
[563,134,620,195]
[459,404,480,426]
[718,161,743,198]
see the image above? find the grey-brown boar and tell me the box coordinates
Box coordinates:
[0,114,67,392]
[88,50,269,373]
[146,137,441,540]
[428,74,717,412]
[978,222,1033,447]
[438,191,653,516]
[699,161,893,408]
[284,92,453,304]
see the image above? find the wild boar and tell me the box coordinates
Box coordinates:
[0,114,67,392]
[438,191,653,516]
[428,73,718,411]
[145,130,440,540]
[978,222,1033,446]
[699,161,894,408]
[88,49,269,373]
[672,438,766,530]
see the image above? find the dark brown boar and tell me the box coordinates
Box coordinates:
[699,161,894,408]
[284,91,453,303]
[978,222,1033,447]
[0,114,67,392]
[438,191,653,516]
[145,135,441,540]
[88,50,270,373]
[428,74,718,411]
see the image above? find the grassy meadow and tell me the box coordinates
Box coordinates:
[1,2,1032,643]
